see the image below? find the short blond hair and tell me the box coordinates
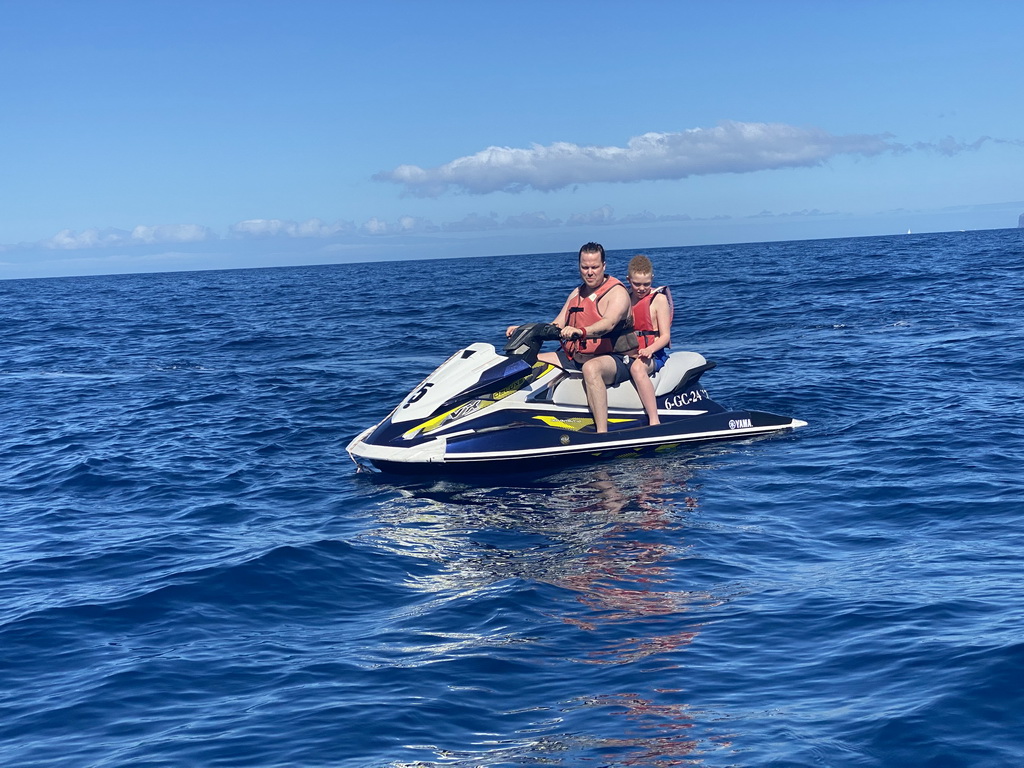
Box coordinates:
[628,254,653,276]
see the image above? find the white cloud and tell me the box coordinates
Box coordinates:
[131,223,216,244]
[42,228,122,250]
[567,205,616,227]
[748,208,840,219]
[361,217,390,235]
[441,211,565,232]
[912,135,1024,156]
[229,217,353,238]
[374,121,902,197]
[40,224,217,250]
[396,216,439,233]
[354,215,440,235]
[442,212,501,233]
[501,211,562,230]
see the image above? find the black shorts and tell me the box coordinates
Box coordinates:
[554,350,633,386]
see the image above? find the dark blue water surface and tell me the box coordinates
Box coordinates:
[2,229,1023,767]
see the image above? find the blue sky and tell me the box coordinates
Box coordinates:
[3,0,1022,279]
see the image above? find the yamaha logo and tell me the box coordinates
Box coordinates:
[729,418,753,430]
[560,434,570,445]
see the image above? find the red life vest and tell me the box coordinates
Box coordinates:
[632,286,673,350]
[563,276,637,361]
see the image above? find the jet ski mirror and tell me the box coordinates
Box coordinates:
[503,323,563,364]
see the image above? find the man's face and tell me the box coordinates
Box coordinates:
[578,250,604,289]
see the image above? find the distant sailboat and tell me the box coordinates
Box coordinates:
[907,229,912,235]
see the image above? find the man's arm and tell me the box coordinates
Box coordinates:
[584,284,630,337]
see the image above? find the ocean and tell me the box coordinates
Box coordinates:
[2,228,1022,767]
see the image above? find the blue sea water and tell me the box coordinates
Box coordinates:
[2,228,1022,767]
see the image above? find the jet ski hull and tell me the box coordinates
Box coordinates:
[348,405,805,475]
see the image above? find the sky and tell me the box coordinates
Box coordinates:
[2,0,1022,279]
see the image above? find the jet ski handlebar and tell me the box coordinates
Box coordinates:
[503,322,564,363]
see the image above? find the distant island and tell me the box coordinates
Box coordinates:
[1020,212,1024,228]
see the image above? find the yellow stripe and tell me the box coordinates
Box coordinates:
[533,415,594,431]
[532,415,636,431]
[403,399,493,439]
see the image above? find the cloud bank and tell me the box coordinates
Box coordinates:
[6,203,838,258]
[374,120,902,197]
[41,224,217,250]
[229,218,353,238]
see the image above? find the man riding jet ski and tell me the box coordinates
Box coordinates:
[346,323,806,474]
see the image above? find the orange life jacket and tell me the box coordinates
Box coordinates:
[563,276,637,361]
[632,286,673,350]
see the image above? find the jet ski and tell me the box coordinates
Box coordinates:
[347,323,806,474]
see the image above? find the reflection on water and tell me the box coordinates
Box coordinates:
[364,455,734,765]
[564,691,719,768]
[555,471,715,643]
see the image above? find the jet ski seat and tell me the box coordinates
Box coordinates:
[548,351,713,409]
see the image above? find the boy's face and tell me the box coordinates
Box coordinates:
[629,271,653,297]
